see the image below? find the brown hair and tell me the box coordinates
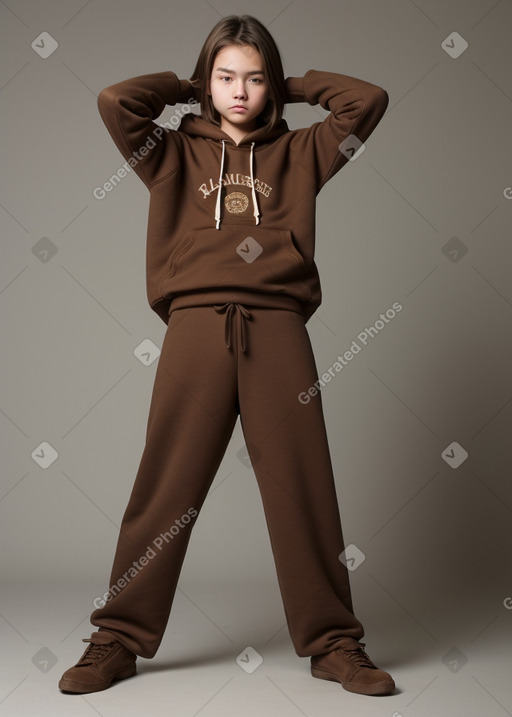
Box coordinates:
[189,15,286,133]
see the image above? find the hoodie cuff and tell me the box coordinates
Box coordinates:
[177,78,199,104]
[284,75,307,104]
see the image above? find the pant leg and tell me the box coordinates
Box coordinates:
[90,306,239,658]
[237,307,365,657]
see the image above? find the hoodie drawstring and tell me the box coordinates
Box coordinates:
[249,142,260,226]
[215,140,260,230]
[215,140,226,230]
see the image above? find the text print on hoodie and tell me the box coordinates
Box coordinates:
[97,70,389,324]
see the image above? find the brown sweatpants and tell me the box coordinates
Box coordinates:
[90,303,364,658]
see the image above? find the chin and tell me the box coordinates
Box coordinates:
[230,116,255,126]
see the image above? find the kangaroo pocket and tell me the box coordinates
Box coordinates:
[159,225,313,303]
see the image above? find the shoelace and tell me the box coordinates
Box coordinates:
[78,638,113,666]
[339,642,376,669]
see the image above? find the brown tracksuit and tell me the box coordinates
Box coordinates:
[90,67,389,658]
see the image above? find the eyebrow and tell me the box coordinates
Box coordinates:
[215,67,265,76]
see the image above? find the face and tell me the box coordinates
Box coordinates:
[208,44,269,136]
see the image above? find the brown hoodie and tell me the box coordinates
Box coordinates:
[97,70,388,324]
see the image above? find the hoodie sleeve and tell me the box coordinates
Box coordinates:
[96,72,197,188]
[284,69,389,192]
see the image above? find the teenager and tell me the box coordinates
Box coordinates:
[59,14,394,697]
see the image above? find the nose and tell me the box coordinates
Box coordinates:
[233,80,248,99]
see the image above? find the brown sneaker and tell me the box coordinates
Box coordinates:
[311,637,395,696]
[59,631,137,693]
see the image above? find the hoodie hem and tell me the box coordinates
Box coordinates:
[166,290,306,320]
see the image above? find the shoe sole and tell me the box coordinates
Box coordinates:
[311,665,395,696]
[59,664,137,694]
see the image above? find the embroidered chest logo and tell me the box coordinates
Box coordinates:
[225,192,249,214]
[198,173,273,201]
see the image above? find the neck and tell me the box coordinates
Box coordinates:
[220,118,257,146]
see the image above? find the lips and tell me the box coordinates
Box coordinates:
[230,105,247,110]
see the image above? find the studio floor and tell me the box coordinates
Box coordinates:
[0,581,510,717]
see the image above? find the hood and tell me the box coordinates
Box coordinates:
[179,113,290,229]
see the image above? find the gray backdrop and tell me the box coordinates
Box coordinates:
[1,0,511,710]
